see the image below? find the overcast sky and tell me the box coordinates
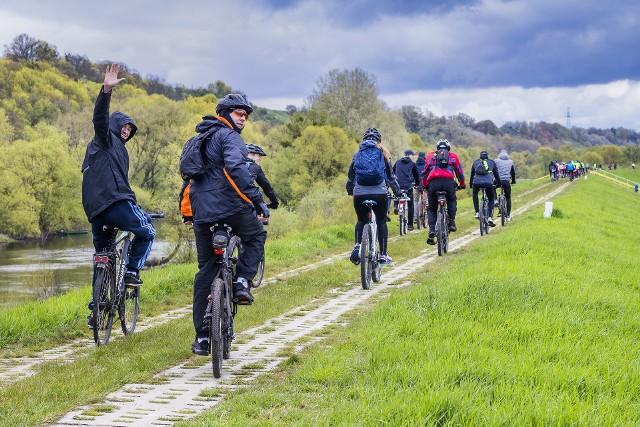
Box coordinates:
[1,0,639,130]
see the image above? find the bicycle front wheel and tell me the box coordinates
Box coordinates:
[93,266,116,346]
[253,253,265,288]
[120,286,139,335]
[360,224,373,290]
[499,196,506,226]
[479,201,487,236]
[210,278,224,378]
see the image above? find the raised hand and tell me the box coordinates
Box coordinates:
[103,63,125,92]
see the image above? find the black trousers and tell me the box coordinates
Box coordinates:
[426,179,457,231]
[499,180,512,215]
[354,194,389,255]
[192,208,267,338]
[473,184,495,217]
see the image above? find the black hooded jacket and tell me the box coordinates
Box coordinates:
[393,156,420,190]
[81,87,138,221]
[247,160,278,206]
[188,116,264,224]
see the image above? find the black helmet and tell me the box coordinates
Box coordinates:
[480,150,489,160]
[363,127,382,142]
[436,139,450,150]
[246,143,267,156]
[215,93,253,115]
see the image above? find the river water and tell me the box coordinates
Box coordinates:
[0,232,171,308]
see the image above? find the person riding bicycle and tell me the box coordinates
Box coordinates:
[346,128,400,265]
[413,151,427,223]
[82,64,156,288]
[470,150,500,226]
[549,160,558,181]
[494,150,516,221]
[422,139,465,245]
[393,149,420,230]
[188,93,269,356]
[245,143,279,211]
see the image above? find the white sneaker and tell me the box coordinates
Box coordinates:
[474,212,479,219]
[487,217,496,227]
[506,216,512,222]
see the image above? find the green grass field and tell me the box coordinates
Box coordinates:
[178,175,640,426]
[1,176,639,426]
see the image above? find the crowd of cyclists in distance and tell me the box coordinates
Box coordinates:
[548,160,590,182]
[346,128,516,264]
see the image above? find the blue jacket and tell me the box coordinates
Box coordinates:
[81,87,138,222]
[393,157,420,190]
[189,116,264,224]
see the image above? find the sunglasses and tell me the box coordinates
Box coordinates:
[232,109,249,119]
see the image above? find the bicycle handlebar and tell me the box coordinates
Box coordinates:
[149,211,165,219]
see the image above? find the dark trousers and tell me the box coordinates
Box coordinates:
[91,200,156,272]
[354,194,389,255]
[473,184,495,217]
[192,208,267,338]
[499,180,512,215]
[426,179,457,231]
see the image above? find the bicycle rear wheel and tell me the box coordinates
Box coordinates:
[93,266,115,346]
[479,200,487,236]
[360,224,373,290]
[436,207,445,256]
[499,195,506,226]
[210,278,224,378]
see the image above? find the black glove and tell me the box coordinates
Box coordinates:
[346,180,354,196]
[254,201,270,218]
[267,201,279,210]
[457,184,466,190]
[512,180,516,185]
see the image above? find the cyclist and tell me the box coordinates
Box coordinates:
[246,143,279,210]
[470,150,500,226]
[393,149,420,230]
[82,64,156,286]
[188,93,269,356]
[549,160,558,181]
[494,150,517,221]
[422,139,466,245]
[346,128,400,265]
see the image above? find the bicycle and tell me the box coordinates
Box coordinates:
[359,200,382,290]
[91,212,165,346]
[231,215,269,289]
[497,184,507,226]
[397,192,409,235]
[204,223,246,378]
[434,191,449,256]
[478,187,491,236]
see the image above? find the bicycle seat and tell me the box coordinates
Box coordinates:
[435,191,448,197]
[210,223,232,249]
[362,200,377,206]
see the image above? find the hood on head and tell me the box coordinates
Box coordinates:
[109,112,137,142]
[400,157,413,164]
[498,150,510,160]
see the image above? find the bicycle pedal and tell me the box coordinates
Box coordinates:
[234,299,253,306]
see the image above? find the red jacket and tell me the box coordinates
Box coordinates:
[421,151,466,188]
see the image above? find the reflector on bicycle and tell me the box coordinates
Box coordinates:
[94,255,110,264]
[213,248,225,255]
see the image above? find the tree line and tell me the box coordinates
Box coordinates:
[0,33,638,241]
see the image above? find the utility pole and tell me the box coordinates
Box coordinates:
[566,107,571,128]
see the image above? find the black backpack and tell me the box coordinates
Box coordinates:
[179,127,219,180]
[475,159,490,175]
[435,148,450,169]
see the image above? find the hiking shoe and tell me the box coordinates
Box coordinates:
[124,270,143,286]
[350,244,361,265]
[506,215,512,222]
[407,225,414,231]
[474,212,479,219]
[426,231,436,245]
[448,220,457,232]
[487,217,496,227]
[191,339,210,356]
[393,208,398,214]
[233,277,254,304]
[379,254,392,264]
[87,312,94,329]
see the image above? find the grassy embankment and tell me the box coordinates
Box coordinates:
[178,174,640,426]
[0,178,564,425]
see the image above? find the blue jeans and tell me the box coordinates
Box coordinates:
[90,200,156,272]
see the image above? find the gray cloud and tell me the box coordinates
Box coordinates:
[1,0,639,129]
